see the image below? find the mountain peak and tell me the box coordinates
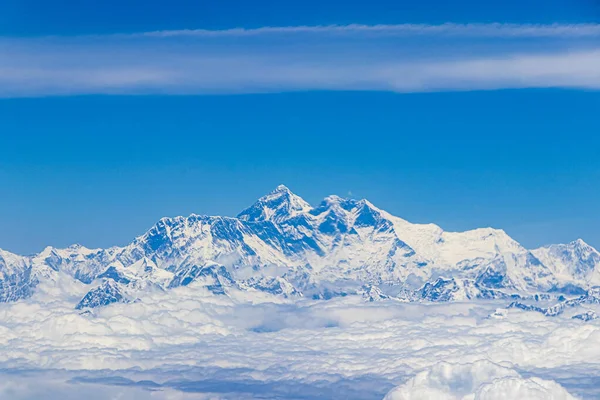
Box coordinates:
[357,198,379,210]
[541,239,596,252]
[318,195,380,213]
[572,238,590,248]
[237,185,312,223]
[323,194,345,204]
[272,184,291,193]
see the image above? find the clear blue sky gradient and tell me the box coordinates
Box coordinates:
[0,0,599,254]
[1,0,598,35]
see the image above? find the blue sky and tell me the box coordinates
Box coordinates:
[0,0,599,254]
[0,0,598,35]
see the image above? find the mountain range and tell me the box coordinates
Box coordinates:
[1,185,599,309]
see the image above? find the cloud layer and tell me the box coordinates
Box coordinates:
[0,276,598,398]
[0,23,599,97]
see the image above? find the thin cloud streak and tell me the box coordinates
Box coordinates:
[139,23,600,38]
[1,50,599,98]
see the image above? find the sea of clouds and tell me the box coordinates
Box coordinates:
[1,274,599,399]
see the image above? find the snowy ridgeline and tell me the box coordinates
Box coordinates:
[1,185,600,311]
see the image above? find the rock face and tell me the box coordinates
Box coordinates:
[1,185,599,308]
[75,280,129,310]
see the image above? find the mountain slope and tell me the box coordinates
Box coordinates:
[0,185,598,307]
[532,239,600,288]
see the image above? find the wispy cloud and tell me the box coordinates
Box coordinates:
[0,23,599,98]
[140,23,600,38]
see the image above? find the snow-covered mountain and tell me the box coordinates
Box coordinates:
[1,185,599,308]
[532,239,600,288]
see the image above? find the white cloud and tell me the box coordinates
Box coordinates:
[0,281,598,399]
[0,374,211,400]
[384,361,577,400]
[139,23,600,38]
[0,23,599,97]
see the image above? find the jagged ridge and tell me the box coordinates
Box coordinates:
[1,185,599,309]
